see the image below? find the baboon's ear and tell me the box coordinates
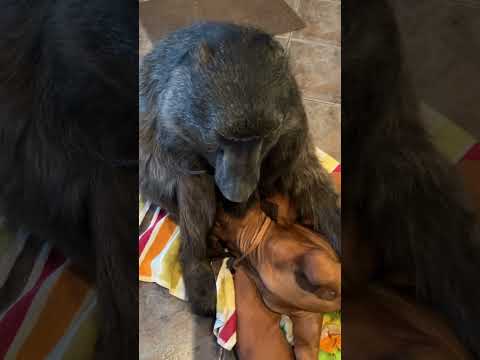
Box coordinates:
[196,42,213,66]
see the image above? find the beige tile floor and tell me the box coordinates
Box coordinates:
[139,1,341,358]
[276,0,341,161]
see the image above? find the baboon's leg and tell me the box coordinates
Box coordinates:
[177,174,217,316]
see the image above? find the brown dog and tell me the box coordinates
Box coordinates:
[212,194,341,359]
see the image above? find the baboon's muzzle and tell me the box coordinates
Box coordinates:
[215,141,262,203]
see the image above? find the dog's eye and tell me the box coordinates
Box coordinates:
[260,200,278,221]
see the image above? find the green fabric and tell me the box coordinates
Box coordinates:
[319,350,341,360]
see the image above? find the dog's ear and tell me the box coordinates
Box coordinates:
[261,194,297,226]
[260,199,278,221]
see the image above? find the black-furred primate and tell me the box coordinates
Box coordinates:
[0,0,138,358]
[342,1,480,358]
[139,23,340,315]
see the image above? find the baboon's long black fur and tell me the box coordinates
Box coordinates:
[0,1,138,358]
[139,23,340,315]
[343,1,480,358]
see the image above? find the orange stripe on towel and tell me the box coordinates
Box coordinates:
[16,267,90,359]
[139,217,177,278]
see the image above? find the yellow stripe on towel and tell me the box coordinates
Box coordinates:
[139,217,177,279]
[420,103,476,163]
[316,148,339,173]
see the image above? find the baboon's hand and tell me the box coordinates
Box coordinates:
[177,174,217,316]
[183,260,217,316]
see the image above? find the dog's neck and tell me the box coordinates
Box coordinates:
[219,207,273,264]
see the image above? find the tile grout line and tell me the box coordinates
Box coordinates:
[288,0,341,114]
[289,36,340,49]
[293,0,301,12]
[289,0,301,42]
[303,97,341,106]
[286,31,293,53]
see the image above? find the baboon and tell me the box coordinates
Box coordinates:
[139,22,340,315]
[0,0,138,358]
[342,1,480,358]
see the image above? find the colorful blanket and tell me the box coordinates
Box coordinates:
[0,236,98,360]
[138,148,342,358]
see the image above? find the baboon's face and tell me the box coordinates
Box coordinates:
[200,71,288,202]
[202,125,281,203]
[179,34,293,202]
[194,62,286,203]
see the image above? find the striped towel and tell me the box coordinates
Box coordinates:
[138,149,342,357]
[138,201,238,350]
[0,234,98,360]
